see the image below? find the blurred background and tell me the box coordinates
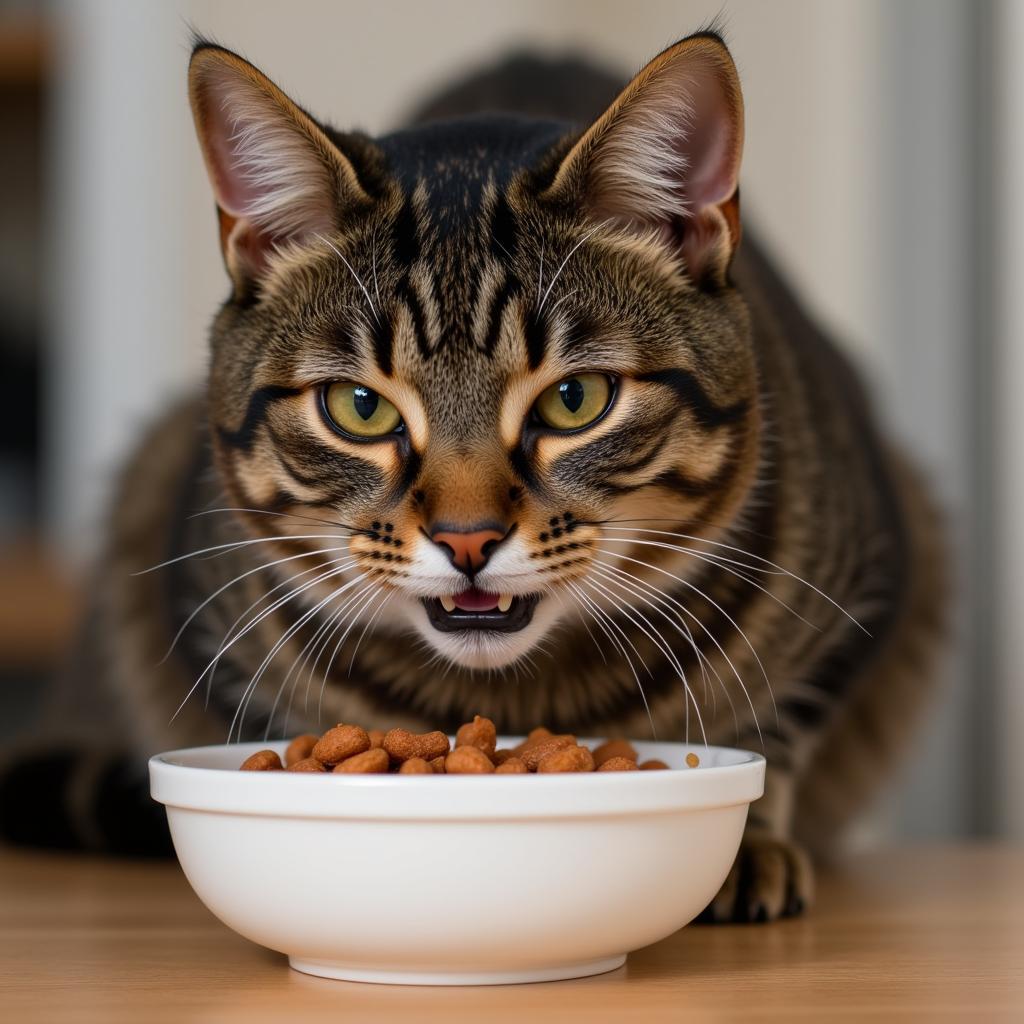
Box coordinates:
[0,0,1020,840]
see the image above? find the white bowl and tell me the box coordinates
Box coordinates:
[150,738,763,986]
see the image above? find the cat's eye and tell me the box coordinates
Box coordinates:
[533,373,614,432]
[321,382,403,439]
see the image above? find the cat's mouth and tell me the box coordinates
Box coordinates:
[422,588,540,633]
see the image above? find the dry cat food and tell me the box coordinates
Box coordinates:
[239,714,699,775]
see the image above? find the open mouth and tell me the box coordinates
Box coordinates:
[423,588,540,633]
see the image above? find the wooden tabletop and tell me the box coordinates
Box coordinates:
[1,844,1021,1022]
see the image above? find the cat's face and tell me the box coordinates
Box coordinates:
[192,34,759,671]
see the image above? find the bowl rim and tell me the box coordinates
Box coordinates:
[150,738,765,820]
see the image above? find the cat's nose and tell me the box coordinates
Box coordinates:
[430,524,508,576]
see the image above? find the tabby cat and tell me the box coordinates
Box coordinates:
[0,30,943,923]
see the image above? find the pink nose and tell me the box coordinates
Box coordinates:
[431,527,506,574]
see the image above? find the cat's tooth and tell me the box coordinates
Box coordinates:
[497,593,513,613]
[440,595,457,613]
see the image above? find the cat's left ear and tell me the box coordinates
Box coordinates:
[544,32,744,287]
[189,43,371,295]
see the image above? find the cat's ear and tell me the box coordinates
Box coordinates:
[188,43,370,294]
[544,32,744,287]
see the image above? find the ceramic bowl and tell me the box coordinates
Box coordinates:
[150,738,763,986]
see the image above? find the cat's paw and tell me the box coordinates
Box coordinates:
[696,830,814,924]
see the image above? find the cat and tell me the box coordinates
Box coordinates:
[0,29,944,922]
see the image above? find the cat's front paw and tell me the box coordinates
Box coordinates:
[696,830,814,924]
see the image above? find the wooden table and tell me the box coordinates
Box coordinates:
[1,845,1021,1022]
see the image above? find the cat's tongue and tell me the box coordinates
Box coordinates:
[452,587,500,612]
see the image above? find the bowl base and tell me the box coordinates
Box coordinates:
[288,953,627,986]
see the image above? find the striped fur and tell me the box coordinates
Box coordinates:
[0,33,944,920]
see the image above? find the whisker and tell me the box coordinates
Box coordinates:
[231,572,369,742]
[591,549,764,746]
[161,545,350,664]
[348,588,393,673]
[169,558,356,725]
[566,579,655,738]
[596,525,867,634]
[587,560,736,735]
[134,533,354,576]
[315,232,381,326]
[580,575,705,744]
[596,534,821,631]
[187,506,361,532]
[538,224,602,314]
[267,583,360,740]
[316,583,383,723]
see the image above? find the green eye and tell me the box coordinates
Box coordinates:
[534,374,613,431]
[322,382,402,438]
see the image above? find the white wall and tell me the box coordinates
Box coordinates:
[46,1,989,835]
[994,0,1024,840]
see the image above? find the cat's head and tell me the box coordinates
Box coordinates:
[189,32,759,671]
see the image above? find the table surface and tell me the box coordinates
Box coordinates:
[1,844,1021,1022]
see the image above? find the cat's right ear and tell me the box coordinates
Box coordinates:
[188,43,370,296]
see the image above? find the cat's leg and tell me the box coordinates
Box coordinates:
[697,753,814,923]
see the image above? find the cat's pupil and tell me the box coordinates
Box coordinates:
[353,386,379,421]
[559,378,585,413]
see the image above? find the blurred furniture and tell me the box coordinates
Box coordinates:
[0,845,1020,1020]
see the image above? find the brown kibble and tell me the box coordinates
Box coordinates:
[398,757,432,774]
[494,756,529,774]
[445,746,495,774]
[283,734,318,767]
[312,724,371,765]
[429,756,446,774]
[639,759,670,770]
[685,752,700,768]
[492,749,515,766]
[286,757,325,773]
[383,728,450,763]
[592,738,638,767]
[333,748,390,774]
[240,749,283,771]
[455,714,497,756]
[368,729,386,749]
[537,745,595,773]
[597,755,639,772]
[518,734,576,771]
[512,726,551,753]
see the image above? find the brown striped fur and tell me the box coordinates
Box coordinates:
[0,33,945,919]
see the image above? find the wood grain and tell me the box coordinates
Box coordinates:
[0,845,1021,1022]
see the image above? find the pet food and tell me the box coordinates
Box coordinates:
[240,715,688,776]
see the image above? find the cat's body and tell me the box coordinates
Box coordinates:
[0,35,943,921]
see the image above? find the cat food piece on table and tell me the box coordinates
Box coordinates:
[429,755,446,774]
[639,759,670,771]
[312,724,371,765]
[537,745,596,773]
[445,746,496,774]
[333,748,390,774]
[383,728,450,764]
[455,714,497,757]
[596,756,639,772]
[240,749,283,771]
[685,752,700,769]
[397,757,432,774]
[284,733,318,767]
[367,729,386,749]
[592,738,638,767]
[286,757,326,773]
[492,749,516,766]
[494,756,529,774]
